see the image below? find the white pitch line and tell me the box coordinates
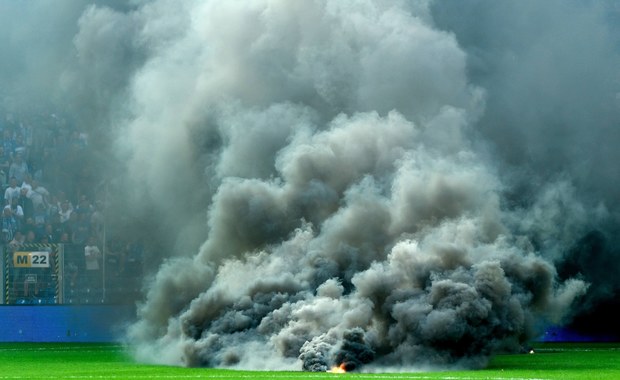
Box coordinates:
[0,376,552,380]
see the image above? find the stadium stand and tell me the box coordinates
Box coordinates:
[0,111,143,305]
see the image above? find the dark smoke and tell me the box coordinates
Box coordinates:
[2,0,619,372]
[299,327,374,372]
[430,0,620,341]
[334,328,375,371]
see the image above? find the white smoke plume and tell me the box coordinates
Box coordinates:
[3,0,620,371]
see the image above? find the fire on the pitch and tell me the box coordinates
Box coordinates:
[326,363,347,373]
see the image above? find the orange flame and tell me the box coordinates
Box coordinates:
[327,363,347,373]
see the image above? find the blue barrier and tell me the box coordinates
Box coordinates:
[0,305,135,342]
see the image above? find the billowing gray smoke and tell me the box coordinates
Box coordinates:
[3,0,619,372]
[112,0,598,370]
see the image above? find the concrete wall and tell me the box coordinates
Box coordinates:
[0,305,134,342]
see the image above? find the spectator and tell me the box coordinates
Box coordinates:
[1,207,18,243]
[58,231,71,244]
[105,238,125,277]
[48,213,63,242]
[2,129,15,158]
[4,177,20,205]
[29,179,50,210]
[19,122,33,151]
[58,200,72,224]
[76,195,93,217]
[72,211,90,245]
[13,133,27,158]
[90,201,104,240]
[8,152,29,183]
[9,230,24,248]
[18,187,34,221]
[42,223,56,244]
[32,147,53,183]
[47,193,60,217]
[0,146,10,186]
[20,173,33,192]
[84,236,102,289]
[33,204,48,234]
[56,191,72,210]
[24,229,36,244]
[22,217,37,237]
[6,198,24,228]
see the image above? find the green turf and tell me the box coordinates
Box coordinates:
[0,342,618,379]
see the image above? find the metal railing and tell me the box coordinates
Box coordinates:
[1,243,142,305]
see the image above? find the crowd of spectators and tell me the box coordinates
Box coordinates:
[1,113,101,247]
[1,111,142,303]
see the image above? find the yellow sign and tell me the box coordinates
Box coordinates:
[13,251,50,268]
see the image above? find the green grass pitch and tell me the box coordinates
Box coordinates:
[0,342,618,379]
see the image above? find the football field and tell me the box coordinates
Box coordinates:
[0,342,618,379]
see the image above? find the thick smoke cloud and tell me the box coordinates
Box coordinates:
[2,0,619,371]
[430,0,620,339]
[112,0,598,370]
